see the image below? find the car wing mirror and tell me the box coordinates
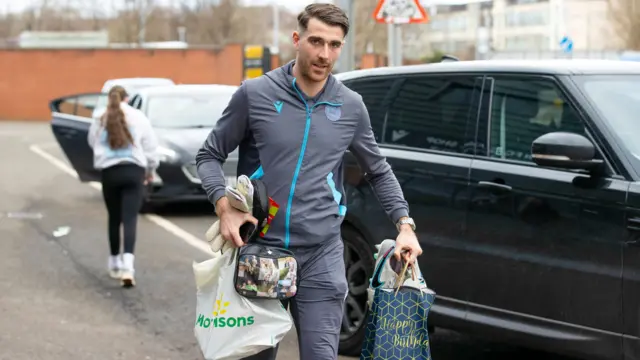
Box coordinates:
[531,132,604,172]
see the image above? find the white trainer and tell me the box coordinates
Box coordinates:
[121,253,136,288]
[108,255,123,279]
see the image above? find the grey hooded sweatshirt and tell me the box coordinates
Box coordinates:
[196,61,409,249]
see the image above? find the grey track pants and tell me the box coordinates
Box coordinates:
[243,238,349,360]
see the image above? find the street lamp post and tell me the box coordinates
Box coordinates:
[272,0,279,54]
[336,0,355,72]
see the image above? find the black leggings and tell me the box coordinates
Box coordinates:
[100,163,145,256]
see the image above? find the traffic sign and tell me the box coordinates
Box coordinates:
[373,0,429,24]
[559,36,573,54]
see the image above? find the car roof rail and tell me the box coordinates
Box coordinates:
[441,54,460,62]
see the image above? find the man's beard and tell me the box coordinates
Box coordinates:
[303,58,331,81]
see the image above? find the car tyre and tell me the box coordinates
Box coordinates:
[339,223,376,356]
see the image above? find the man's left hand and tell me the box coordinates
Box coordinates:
[393,226,422,266]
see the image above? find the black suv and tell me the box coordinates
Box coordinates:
[334,59,640,360]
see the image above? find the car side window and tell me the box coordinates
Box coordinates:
[343,77,396,142]
[54,94,107,118]
[127,95,141,109]
[488,77,586,163]
[384,75,482,154]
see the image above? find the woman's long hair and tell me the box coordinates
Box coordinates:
[102,85,134,149]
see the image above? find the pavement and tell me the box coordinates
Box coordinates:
[0,121,572,360]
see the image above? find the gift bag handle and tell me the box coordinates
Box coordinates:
[371,245,424,291]
[394,256,417,295]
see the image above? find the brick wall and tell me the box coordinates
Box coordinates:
[0,44,271,121]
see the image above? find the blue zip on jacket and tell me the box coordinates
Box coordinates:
[196,61,409,249]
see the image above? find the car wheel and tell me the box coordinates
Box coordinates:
[339,224,375,356]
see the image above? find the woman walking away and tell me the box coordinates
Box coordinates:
[88,85,159,288]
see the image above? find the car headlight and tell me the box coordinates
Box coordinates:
[158,146,179,163]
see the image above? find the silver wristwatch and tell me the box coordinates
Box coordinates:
[396,217,416,232]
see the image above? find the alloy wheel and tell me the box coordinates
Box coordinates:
[340,238,369,340]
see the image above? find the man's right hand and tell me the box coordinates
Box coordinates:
[215,197,258,248]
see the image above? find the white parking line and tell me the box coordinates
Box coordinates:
[34,141,60,149]
[29,144,216,257]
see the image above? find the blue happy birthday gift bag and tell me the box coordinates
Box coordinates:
[360,240,436,360]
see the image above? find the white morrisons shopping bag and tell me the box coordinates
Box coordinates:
[193,249,293,360]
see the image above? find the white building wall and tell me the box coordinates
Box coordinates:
[403,0,624,59]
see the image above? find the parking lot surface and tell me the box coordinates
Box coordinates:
[0,121,572,359]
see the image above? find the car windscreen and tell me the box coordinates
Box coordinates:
[575,75,640,160]
[145,91,235,128]
[94,82,175,118]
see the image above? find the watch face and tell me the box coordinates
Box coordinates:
[398,218,413,229]
[401,218,415,230]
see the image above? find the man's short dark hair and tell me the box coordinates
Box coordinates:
[297,3,350,37]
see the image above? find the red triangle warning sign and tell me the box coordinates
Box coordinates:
[373,0,429,24]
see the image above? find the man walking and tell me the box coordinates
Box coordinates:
[195,3,421,359]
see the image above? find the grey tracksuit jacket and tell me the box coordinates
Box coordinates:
[195,61,409,249]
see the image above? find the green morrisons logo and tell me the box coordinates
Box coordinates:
[196,293,255,329]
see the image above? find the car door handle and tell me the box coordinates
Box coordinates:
[626,217,640,232]
[59,128,77,135]
[59,127,77,134]
[57,128,78,139]
[477,181,512,191]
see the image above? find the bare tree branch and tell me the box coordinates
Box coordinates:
[608,0,640,49]
[0,0,299,50]
[354,0,388,58]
